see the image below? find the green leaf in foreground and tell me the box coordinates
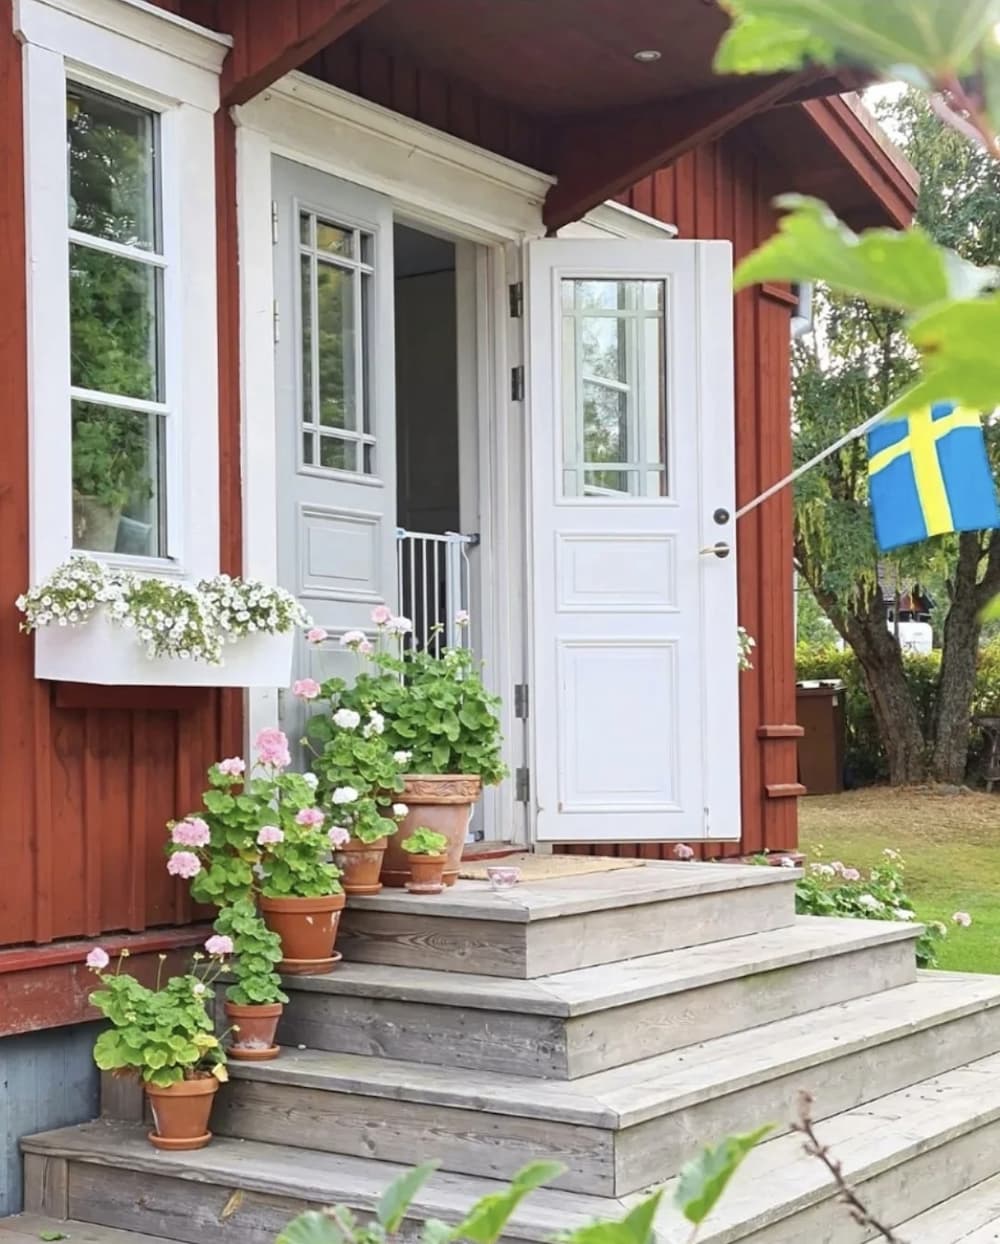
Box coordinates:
[449,1160,565,1244]
[733,196,993,311]
[674,1125,774,1226]
[377,1161,440,1234]
[714,0,1000,83]
[562,1190,665,1244]
[38,1234,68,1242]
[275,1211,342,1244]
[901,292,1000,412]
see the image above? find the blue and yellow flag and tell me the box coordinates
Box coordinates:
[867,402,1000,552]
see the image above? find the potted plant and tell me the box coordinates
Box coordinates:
[315,610,507,887]
[85,941,229,1151]
[212,899,288,1061]
[166,728,344,975]
[72,408,153,554]
[401,828,449,894]
[18,557,308,687]
[301,688,407,895]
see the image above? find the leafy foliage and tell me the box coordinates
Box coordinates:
[88,949,228,1088]
[401,828,449,856]
[673,1126,774,1226]
[213,899,288,1007]
[304,704,405,845]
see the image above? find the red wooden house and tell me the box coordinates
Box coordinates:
[0,0,915,1210]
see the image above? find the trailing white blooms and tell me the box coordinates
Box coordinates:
[16,556,311,665]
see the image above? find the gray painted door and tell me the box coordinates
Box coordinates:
[272,158,397,745]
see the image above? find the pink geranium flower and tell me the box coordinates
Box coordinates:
[255,727,291,770]
[292,678,321,700]
[86,946,110,970]
[306,627,328,644]
[217,756,245,777]
[672,843,695,861]
[328,825,351,848]
[357,639,374,655]
[167,851,202,879]
[841,867,861,882]
[205,934,234,957]
[257,825,284,845]
[953,911,973,927]
[296,807,324,828]
[171,817,211,848]
[371,605,393,626]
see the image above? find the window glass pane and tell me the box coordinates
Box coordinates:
[561,277,667,500]
[316,262,356,430]
[319,436,358,472]
[300,254,313,423]
[70,243,162,400]
[299,211,312,246]
[316,221,353,258]
[72,401,164,556]
[67,84,158,251]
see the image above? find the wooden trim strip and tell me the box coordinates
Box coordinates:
[765,782,807,799]
[757,723,805,739]
[0,924,213,975]
[54,683,212,711]
[761,281,798,308]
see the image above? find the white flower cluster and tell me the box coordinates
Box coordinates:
[198,574,309,644]
[16,557,310,665]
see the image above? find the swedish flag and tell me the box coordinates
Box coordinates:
[867,402,1000,552]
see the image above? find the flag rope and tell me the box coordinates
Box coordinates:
[735,402,893,521]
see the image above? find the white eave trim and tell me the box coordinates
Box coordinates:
[14,0,230,75]
[234,71,555,241]
[582,201,679,239]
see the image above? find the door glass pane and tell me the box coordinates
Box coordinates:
[72,401,164,556]
[561,277,667,499]
[70,243,163,400]
[298,209,374,475]
[67,85,158,251]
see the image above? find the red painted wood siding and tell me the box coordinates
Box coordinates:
[0,9,243,950]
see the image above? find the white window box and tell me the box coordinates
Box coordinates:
[35,610,294,688]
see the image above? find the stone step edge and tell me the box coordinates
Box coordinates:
[0,1214,165,1244]
[283,917,919,1018]
[893,1170,1000,1240]
[229,972,1000,1129]
[22,1055,1000,1244]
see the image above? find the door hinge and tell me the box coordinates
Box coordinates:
[508,281,524,318]
[272,299,281,344]
[513,683,529,719]
[515,767,531,803]
[510,365,525,401]
[271,200,279,245]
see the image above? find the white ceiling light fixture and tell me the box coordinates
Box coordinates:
[633,49,662,63]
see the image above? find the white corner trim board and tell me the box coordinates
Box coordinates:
[234,72,554,242]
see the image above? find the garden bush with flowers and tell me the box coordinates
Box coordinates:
[85,942,230,1087]
[16,556,308,664]
[307,608,506,785]
[166,726,341,905]
[795,848,971,968]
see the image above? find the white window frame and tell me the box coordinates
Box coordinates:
[15,0,229,582]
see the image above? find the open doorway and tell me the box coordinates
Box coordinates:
[393,223,473,654]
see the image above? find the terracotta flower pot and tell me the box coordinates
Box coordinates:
[72,495,122,552]
[259,893,345,975]
[333,837,388,896]
[405,854,446,895]
[381,775,483,888]
[224,1001,283,1061]
[145,1075,218,1151]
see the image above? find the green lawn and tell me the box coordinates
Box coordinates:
[798,787,1000,974]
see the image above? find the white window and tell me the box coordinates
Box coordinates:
[18,0,229,580]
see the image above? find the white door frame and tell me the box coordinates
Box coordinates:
[233,74,549,842]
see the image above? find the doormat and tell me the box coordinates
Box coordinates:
[458,853,645,882]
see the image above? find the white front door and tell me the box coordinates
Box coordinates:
[526,239,739,843]
[272,158,397,741]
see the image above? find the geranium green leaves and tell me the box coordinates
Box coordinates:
[715,0,1000,87]
[674,1125,773,1225]
[734,196,994,310]
[904,292,1000,409]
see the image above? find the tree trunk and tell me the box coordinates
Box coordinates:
[843,593,928,785]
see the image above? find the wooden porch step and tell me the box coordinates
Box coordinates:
[896,1172,1000,1240]
[337,861,796,978]
[22,1051,1000,1242]
[215,972,1000,1196]
[278,916,919,1078]
[0,1215,167,1244]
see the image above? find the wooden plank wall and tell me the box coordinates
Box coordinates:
[0,5,242,950]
